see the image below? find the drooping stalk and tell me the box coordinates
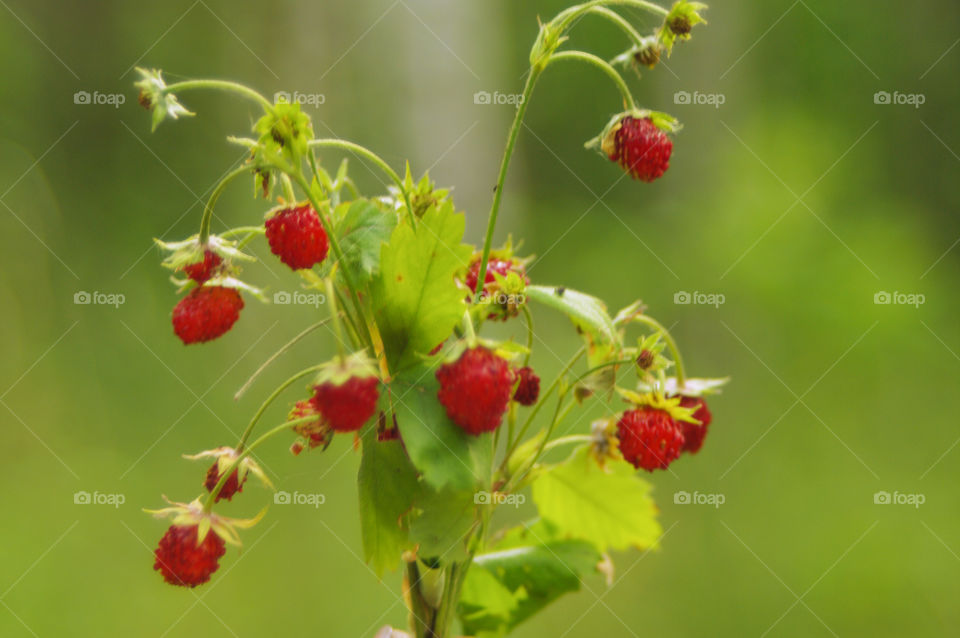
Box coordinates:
[236,365,324,450]
[234,321,330,400]
[547,51,637,110]
[164,79,275,113]
[199,165,252,244]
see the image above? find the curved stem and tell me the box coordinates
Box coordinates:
[199,165,252,244]
[220,226,265,238]
[164,79,274,113]
[547,51,636,110]
[234,322,329,400]
[542,434,593,452]
[205,416,316,511]
[632,314,686,385]
[475,69,542,298]
[325,278,346,360]
[554,0,668,30]
[583,6,646,46]
[307,139,413,224]
[572,357,634,385]
[236,365,324,450]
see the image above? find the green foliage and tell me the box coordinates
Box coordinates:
[388,365,493,492]
[532,447,662,551]
[357,425,419,576]
[409,487,478,564]
[333,199,396,287]
[459,521,602,635]
[372,202,473,372]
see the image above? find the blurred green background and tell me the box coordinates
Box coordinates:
[1,0,958,636]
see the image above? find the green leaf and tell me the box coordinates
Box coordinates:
[409,486,478,564]
[525,285,617,346]
[334,199,396,287]
[372,201,472,371]
[459,521,602,634]
[531,446,661,552]
[388,366,492,491]
[357,427,419,576]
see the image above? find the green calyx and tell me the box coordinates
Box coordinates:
[659,1,708,54]
[134,68,195,131]
[313,350,380,387]
[584,109,682,157]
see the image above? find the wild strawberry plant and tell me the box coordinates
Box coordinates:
[138,1,727,635]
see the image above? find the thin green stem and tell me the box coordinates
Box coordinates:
[632,314,686,385]
[205,416,316,511]
[475,69,541,298]
[234,322,329,400]
[164,79,274,113]
[521,305,535,367]
[542,434,593,452]
[572,357,634,385]
[220,226,265,238]
[547,51,636,110]
[325,278,346,360]
[502,346,585,469]
[280,173,297,202]
[236,365,324,450]
[199,165,251,244]
[307,139,413,224]
[554,0,668,30]
[584,6,646,45]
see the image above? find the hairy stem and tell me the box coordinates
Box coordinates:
[164,79,275,113]
[547,50,636,110]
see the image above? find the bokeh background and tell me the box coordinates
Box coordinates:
[1,0,958,636]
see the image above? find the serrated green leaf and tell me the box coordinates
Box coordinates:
[357,427,419,576]
[532,446,661,552]
[388,367,492,491]
[372,202,472,371]
[459,521,602,635]
[334,199,396,287]
[525,285,617,345]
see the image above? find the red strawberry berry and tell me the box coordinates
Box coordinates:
[677,396,712,454]
[465,258,514,294]
[182,250,223,284]
[172,285,244,344]
[313,376,380,433]
[204,463,245,502]
[616,407,685,471]
[436,346,514,435]
[153,524,226,587]
[605,116,672,183]
[513,366,540,406]
[265,204,329,270]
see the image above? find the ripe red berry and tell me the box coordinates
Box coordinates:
[313,376,380,433]
[606,116,672,183]
[616,407,685,472]
[513,366,540,406]
[153,524,226,587]
[204,463,245,502]
[265,204,329,270]
[172,285,244,345]
[182,250,223,284]
[464,258,514,294]
[677,396,712,454]
[436,347,514,435]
